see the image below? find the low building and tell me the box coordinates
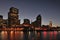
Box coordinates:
[3,19,8,28]
[31,14,41,27]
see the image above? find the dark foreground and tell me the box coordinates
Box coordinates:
[0,31,60,40]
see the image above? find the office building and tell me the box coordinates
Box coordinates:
[8,7,20,27]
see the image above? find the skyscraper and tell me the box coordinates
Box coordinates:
[8,7,20,27]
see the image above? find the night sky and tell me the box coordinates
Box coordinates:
[0,0,60,26]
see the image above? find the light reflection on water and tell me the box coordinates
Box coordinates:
[0,31,60,40]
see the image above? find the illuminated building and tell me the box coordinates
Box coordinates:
[3,19,8,28]
[31,14,41,27]
[8,7,20,27]
[0,15,3,28]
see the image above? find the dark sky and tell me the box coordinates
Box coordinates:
[0,0,60,26]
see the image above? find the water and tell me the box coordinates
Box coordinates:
[0,31,60,40]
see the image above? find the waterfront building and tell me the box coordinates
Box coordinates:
[0,15,3,28]
[31,14,42,27]
[8,7,20,27]
[22,19,30,27]
[3,19,8,28]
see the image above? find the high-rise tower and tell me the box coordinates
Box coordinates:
[8,7,20,27]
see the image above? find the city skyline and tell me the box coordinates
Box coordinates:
[0,7,60,31]
[0,0,60,26]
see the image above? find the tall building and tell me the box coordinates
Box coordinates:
[31,14,41,27]
[8,7,20,27]
[0,15,3,28]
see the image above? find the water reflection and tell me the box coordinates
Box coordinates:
[0,31,60,40]
[57,31,60,40]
